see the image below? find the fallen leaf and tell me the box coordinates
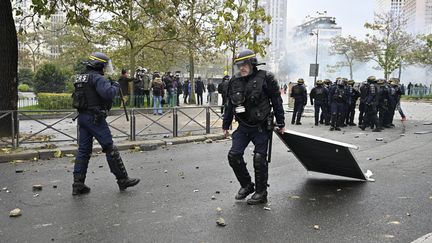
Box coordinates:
[53,150,62,158]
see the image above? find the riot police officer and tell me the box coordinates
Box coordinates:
[309,80,329,126]
[377,79,390,128]
[71,52,140,195]
[359,76,381,132]
[290,78,307,125]
[329,79,348,131]
[358,80,369,126]
[223,49,285,205]
[345,80,360,126]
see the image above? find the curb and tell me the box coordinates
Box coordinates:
[0,133,226,163]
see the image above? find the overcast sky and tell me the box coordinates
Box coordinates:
[286,0,376,38]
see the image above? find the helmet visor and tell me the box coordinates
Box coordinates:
[104,60,114,75]
[233,60,252,77]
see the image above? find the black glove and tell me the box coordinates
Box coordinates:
[111,81,120,88]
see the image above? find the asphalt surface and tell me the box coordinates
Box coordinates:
[0,102,431,243]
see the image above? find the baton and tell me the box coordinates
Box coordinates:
[118,88,129,122]
[267,112,275,163]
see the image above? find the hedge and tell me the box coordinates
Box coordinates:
[18,84,30,92]
[37,93,73,110]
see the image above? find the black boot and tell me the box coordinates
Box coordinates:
[235,183,255,200]
[228,152,254,199]
[117,178,141,191]
[72,174,90,195]
[106,145,140,191]
[247,153,268,205]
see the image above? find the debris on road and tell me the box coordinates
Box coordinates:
[205,139,213,143]
[376,138,383,141]
[313,225,320,230]
[164,170,168,173]
[388,221,401,225]
[9,208,22,217]
[193,189,199,192]
[15,169,24,173]
[216,207,222,214]
[288,195,300,199]
[215,191,220,194]
[414,131,432,135]
[32,185,43,191]
[364,170,375,182]
[216,218,226,226]
[263,207,271,211]
[211,195,216,200]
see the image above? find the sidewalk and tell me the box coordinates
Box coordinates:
[0,133,226,163]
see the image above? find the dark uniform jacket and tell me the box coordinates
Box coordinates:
[223,69,285,129]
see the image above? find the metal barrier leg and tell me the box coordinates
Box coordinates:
[173,108,178,137]
[11,111,17,148]
[131,109,136,141]
[206,107,210,134]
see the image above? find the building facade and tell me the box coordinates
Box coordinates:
[258,0,288,75]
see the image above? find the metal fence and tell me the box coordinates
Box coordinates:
[406,86,432,97]
[0,106,224,149]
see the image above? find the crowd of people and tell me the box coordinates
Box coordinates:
[291,76,406,132]
[117,67,229,115]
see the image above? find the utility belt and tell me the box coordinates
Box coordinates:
[78,107,108,124]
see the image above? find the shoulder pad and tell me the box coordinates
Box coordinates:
[74,74,89,84]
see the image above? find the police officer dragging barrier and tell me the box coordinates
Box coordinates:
[222,49,285,205]
[71,52,140,195]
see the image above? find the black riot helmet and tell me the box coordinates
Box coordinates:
[233,49,258,77]
[86,52,113,75]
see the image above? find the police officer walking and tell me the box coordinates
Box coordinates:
[309,80,329,126]
[290,78,307,125]
[71,52,140,195]
[223,49,285,205]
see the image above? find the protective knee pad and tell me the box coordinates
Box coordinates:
[228,152,244,167]
[253,153,267,169]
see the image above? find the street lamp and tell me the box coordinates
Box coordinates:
[309,29,319,84]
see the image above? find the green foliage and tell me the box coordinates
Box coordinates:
[36,93,73,110]
[405,34,432,66]
[213,0,271,63]
[18,68,34,86]
[33,63,68,93]
[364,13,415,79]
[18,84,30,92]
[329,36,371,79]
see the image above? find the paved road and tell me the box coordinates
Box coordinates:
[0,102,431,242]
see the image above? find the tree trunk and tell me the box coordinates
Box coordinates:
[0,0,18,137]
[349,63,353,80]
[189,49,196,104]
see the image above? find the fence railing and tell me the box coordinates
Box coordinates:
[0,106,224,149]
[406,86,432,97]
